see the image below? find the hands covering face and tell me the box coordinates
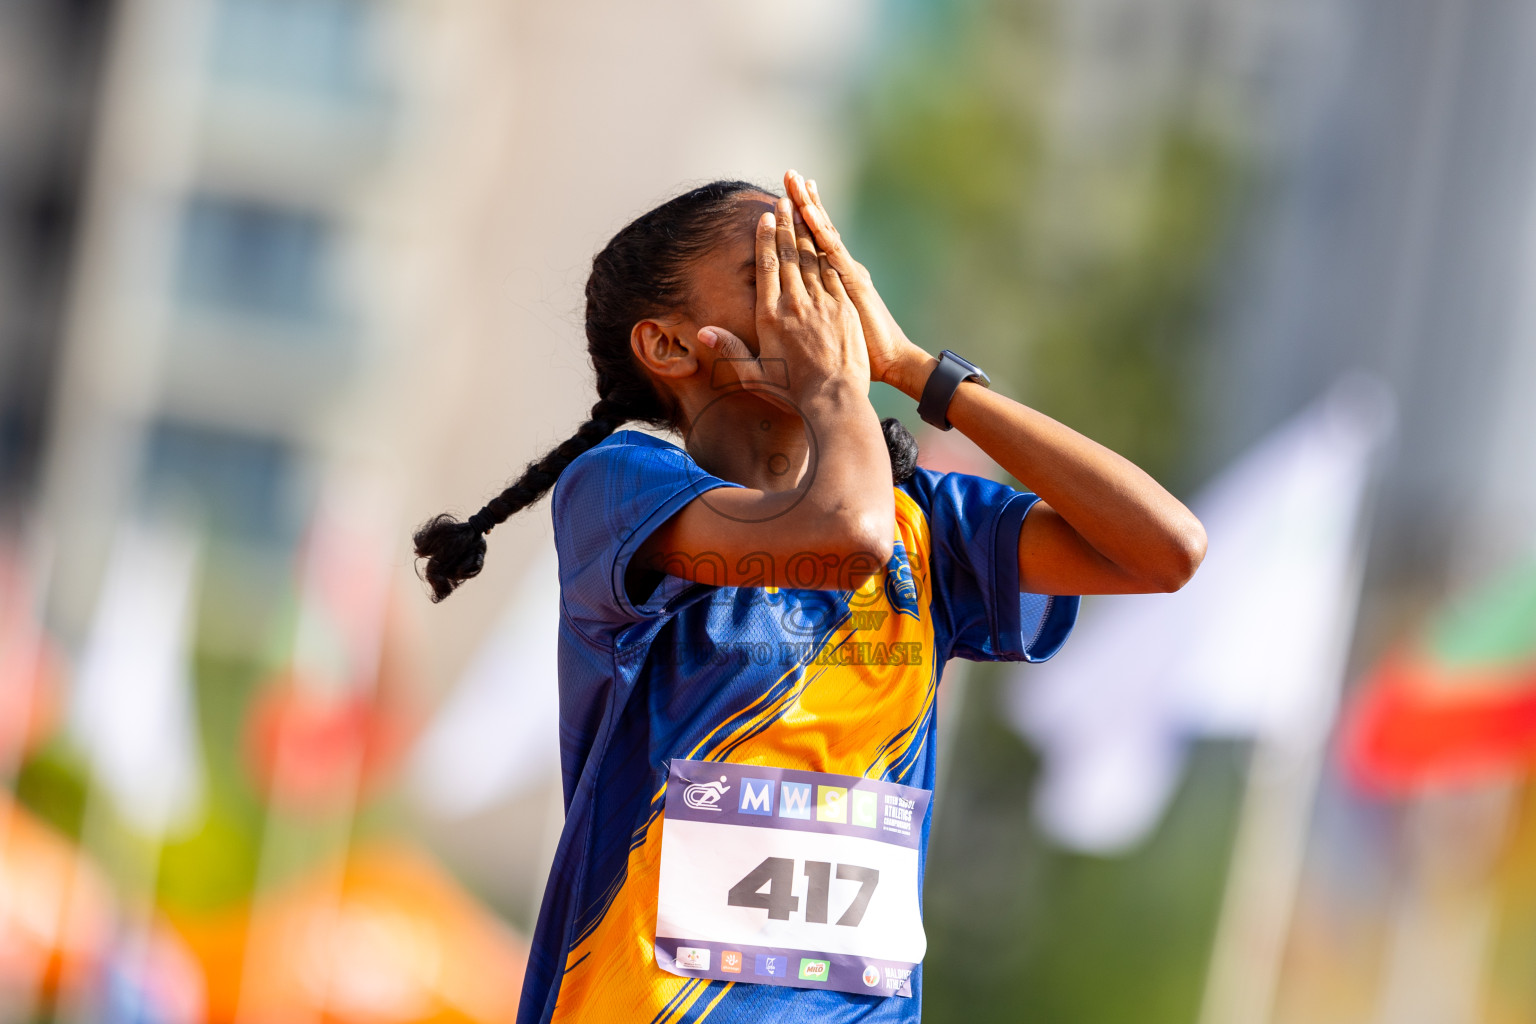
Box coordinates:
[698,169,923,407]
[695,180,868,411]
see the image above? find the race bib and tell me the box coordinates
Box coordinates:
[655,759,930,998]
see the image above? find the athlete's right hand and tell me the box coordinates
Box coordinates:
[696,194,870,411]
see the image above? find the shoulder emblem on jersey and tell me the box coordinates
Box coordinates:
[884,541,921,621]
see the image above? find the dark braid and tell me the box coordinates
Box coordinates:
[413,396,633,600]
[414,179,920,601]
[413,182,757,601]
[882,417,919,485]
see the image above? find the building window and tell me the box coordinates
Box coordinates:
[209,0,381,99]
[141,420,303,546]
[175,195,333,323]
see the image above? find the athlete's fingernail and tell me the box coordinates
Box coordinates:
[808,179,818,195]
[698,328,717,348]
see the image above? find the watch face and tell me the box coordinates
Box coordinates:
[921,350,992,430]
[942,351,989,385]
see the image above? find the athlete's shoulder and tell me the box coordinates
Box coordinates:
[897,464,1023,513]
[554,430,695,499]
[550,429,725,555]
[895,464,946,502]
[568,428,688,467]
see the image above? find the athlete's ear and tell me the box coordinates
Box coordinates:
[631,318,698,381]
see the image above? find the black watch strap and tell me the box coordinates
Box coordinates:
[917,350,991,430]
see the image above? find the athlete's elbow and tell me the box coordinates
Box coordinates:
[834,510,895,580]
[854,520,896,575]
[1148,516,1207,592]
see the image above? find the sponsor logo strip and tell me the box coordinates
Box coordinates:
[664,759,930,850]
[654,937,915,998]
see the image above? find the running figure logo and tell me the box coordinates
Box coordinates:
[683,775,731,811]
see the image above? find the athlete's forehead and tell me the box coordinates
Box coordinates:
[718,192,777,273]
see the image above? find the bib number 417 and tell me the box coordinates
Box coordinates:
[726,857,880,927]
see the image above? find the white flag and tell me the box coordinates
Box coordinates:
[1006,377,1394,853]
[69,517,204,837]
[407,534,562,817]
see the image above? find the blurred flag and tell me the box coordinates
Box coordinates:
[68,517,204,838]
[1340,558,1536,792]
[0,541,62,767]
[287,481,396,698]
[244,477,408,809]
[407,536,561,818]
[1006,377,1393,853]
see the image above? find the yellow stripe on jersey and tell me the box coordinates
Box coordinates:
[551,487,938,1021]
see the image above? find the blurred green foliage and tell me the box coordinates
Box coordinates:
[845,0,1245,1020]
[850,0,1235,494]
[9,648,270,913]
[12,738,90,839]
[151,649,269,913]
[9,558,402,920]
[924,669,1246,1024]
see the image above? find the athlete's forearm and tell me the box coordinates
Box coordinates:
[785,171,1202,594]
[789,380,896,561]
[885,349,1205,592]
[637,380,894,592]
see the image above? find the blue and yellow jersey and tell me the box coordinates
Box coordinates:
[519,430,1077,1023]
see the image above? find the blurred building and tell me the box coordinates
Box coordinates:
[1209,0,1536,591]
[1199,3,1536,1023]
[35,0,404,654]
[1057,2,1536,1021]
[0,0,115,512]
[14,0,1536,1020]
[29,0,874,926]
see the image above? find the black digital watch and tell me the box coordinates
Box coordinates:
[917,349,991,430]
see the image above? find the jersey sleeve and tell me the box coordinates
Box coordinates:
[551,434,745,637]
[905,467,1080,663]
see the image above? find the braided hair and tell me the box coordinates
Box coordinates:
[414,180,919,602]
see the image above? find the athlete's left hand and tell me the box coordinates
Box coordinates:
[783,170,930,389]
[781,174,1207,597]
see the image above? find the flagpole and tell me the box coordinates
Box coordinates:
[229,475,397,1024]
[1193,734,1334,1024]
[0,526,55,1022]
[1195,455,1379,1024]
[55,516,205,1024]
[1367,787,1514,1024]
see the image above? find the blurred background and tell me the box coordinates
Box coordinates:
[2,0,1536,1021]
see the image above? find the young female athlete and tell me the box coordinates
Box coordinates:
[414,171,1206,1023]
